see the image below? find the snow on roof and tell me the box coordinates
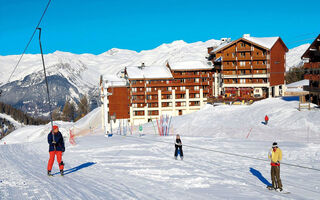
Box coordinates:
[243,36,279,49]
[212,42,231,53]
[126,65,173,79]
[169,60,213,70]
[212,36,280,53]
[286,79,309,88]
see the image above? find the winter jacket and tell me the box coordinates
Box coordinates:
[268,147,282,166]
[265,115,269,121]
[175,139,182,148]
[48,131,65,152]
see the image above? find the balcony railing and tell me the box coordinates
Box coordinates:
[130,82,145,87]
[252,55,267,60]
[304,62,320,69]
[131,91,145,96]
[223,65,236,70]
[237,56,251,60]
[304,74,320,81]
[252,64,267,69]
[303,85,320,92]
[236,47,251,51]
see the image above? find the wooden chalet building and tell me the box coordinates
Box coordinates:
[208,34,288,98]
[301,34,320,106]
[124,61,214,125]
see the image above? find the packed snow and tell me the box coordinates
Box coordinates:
[1,98,320,199]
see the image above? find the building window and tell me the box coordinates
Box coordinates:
[240,52,245,57]
[195,78,199,83]
[194,86,200,91]
[195,93,200,98]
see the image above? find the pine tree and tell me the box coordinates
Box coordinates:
[62,101,71,121]
[76,95,89,121]
[62,101,76,122]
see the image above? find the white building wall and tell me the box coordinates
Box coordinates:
[130,89,207,125]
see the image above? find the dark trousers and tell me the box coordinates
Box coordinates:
[271,165,282,189]
[174,146,183,157]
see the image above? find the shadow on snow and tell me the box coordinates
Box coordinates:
[249,167,271,187]
[53,162,96,176]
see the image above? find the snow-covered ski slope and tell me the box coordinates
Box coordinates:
[1,98,320,200]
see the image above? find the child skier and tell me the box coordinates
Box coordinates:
[174,134,183,160]
[265,115,269,125]
[267,142,283,191]
[47,125,65,176]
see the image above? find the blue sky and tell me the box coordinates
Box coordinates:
[0,0,319,55]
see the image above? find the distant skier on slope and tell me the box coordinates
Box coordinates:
[267,142,283,191]
[174,134,183,160]
[264,115,269,125]
[47,125,65,176]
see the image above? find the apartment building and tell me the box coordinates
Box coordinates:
[208,34,288,98]
[301,34,320,106]
[124,61,213,125]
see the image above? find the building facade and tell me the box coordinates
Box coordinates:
[106,35,288,125]
[301,34,320,106]
[208,34,288,98]
[124,62,214,125]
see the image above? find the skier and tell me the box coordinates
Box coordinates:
[267,142,283,191]
[174,134,183,160]
[265,115,269,125]
[47,125,65,176]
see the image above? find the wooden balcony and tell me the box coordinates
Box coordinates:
[223,65,236,70]
[304,74,320,81]
[236,47,251,51]
[146,99,158,103]
[173,74,202,78]
[252,64,267,69]
[304,62,320,69]
[303,85,320,92]
[223,57,236,61]
[130,83,145,87]
[131,91,145,96]
[237,65,252,69]
[237,56,251,60]
[132,99,145,103]
[252,55,267,60]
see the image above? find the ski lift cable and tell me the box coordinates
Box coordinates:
[113,133,320,172]
[6,0,53,86]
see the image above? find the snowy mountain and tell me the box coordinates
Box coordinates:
[286,43,310,71]
[0,39,309,116]
[1,98,319,199]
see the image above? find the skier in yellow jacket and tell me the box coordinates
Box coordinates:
[268,142,283,191]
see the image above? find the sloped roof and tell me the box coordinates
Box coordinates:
[125,65,173,79]
[301,34,320,59]
[169,60,213,70]
[212,36,286,53]
[286,79,309,88]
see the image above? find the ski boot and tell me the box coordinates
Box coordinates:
[60,169,64,176]
[180,156,183,160]
[267,185,274,190]
[47,170,53,176]
[174,156,177,160]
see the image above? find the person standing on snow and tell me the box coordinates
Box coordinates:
[174,134,183,160]
[265,115,269,125]
[47,125,65,176]
[267,142,283,191]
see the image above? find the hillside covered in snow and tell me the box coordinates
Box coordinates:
[0,39,309,116]
[1,98,319,199]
